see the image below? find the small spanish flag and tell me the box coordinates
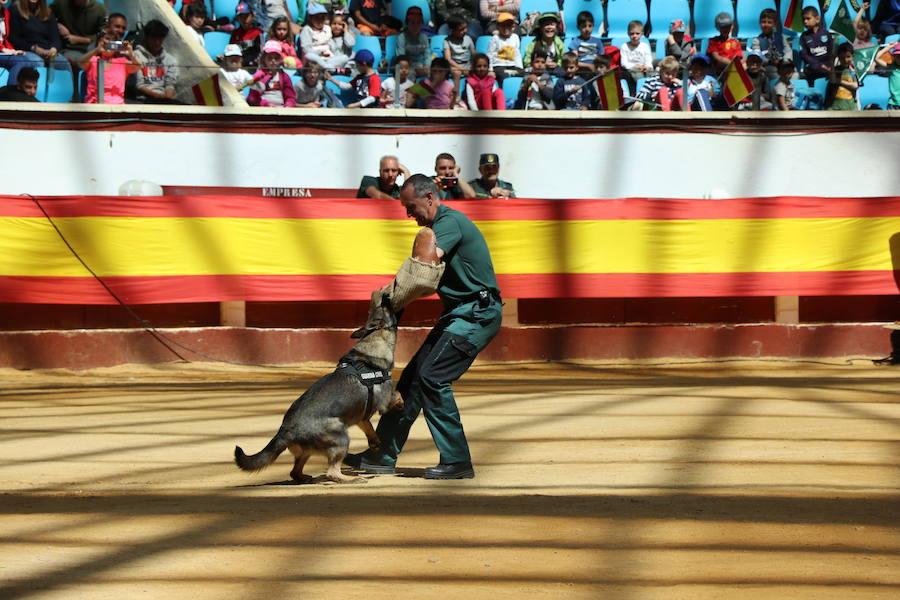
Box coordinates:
[191,74,225,106]
[721,58,754,107]
[408,80,435,98]
[783,0,804,33]
[595,68,624,111]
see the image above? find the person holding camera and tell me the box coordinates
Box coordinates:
[434,152,477,199]
[78,26,139,104]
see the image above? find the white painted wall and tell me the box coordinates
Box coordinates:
[2,126,899,199]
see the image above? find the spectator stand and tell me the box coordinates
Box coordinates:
[390,0,433,25]
[0,69,7,88]
[646,0,689,38]
[692,0,734,40]
[204,31,232,60]
[562,0,602,36]
[605,0,648,38]
[734,0,777,39]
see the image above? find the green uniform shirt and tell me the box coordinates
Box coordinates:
[432,203,500,308]
[467,177,516,199]
[356,175,400,198]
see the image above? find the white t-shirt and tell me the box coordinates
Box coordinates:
[774,80,795,110]
[620,41,652,70]
[221,68,254,90]
[382,77,414,107]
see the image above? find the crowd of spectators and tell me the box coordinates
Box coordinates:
[0,0,898,110]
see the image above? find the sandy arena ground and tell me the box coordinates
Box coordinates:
[0,360,898,599]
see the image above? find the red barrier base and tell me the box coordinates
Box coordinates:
[0,323,892,370]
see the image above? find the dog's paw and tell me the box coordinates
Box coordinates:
[367,440,381,452]
[290,471,314,484]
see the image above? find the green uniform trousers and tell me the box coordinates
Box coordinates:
[371,297,502,465]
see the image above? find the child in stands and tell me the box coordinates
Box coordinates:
[684,54,717,110]
[567,11,602,76]
[634,55,681,110]
[750,8,792,80]
[294,61,333,107]
[465,52,504,109]
[220,43,254,90]
[553,51,591,110]
[707,12,742,75]
[258,0,299,36]
[514,51,553,109]
[443,15,475,73]
[248,39,297,106]
[487,12,522,82]
[349,0,392,36]
[799,5,833,84]
[0,65,38,101]
[396,6,430,77]
[134,19,179,104]
[875,43,900,109]
[773,60,796,111]
[230,2,262,69]
[853,2,876,50]
[407,56,458,108]
[300,3,342,71]
[665,19,694,70]
[328,13,355,72]
[266,16,300,70]
[524,13,565,74]
[184,2,208,48]
[738,50,772,110]
[79,26,140,104]
[381,54,414,107]
[330,48,381,107]
[826,42,859,110]
[620,19,652,94]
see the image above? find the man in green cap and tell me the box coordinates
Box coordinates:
[468,153,517,199]
[344,174,503,479]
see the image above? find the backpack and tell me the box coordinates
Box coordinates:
[519,11,540,36]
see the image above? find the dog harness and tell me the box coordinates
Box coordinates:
[336,355,391,420]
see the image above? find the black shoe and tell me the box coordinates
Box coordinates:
[343,452,396,474]
[424,462,475,479]
[872,356,900,366]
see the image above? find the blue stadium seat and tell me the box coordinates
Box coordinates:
[325,74,357,106]
[352,35,383,68]
[204,31,231,59]
[390,0,432,25]
[211,0,241,20]
[606,0,648,38]
[36,67,74,103]
[0,68,7,87]
[885,34,900,44]
[562,0,602,36]
[520,0,559,20]
[734,0,777,38]
[475,35,491,54]
[77,69,87,101]
[858,75,890,108]
[384,34,398,67]
[693,0,734,40]
[647,0,689,38]
[520,35,534,57]
[502,75,523,108]
[430,34,447,60]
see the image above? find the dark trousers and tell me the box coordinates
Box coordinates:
[372,326,482,465]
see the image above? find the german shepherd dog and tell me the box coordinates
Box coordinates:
[234,292,400,483]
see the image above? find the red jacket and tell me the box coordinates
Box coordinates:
[1,8,14,51]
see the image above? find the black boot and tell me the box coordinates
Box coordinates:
[424,462,475,479]
[343,452,396,474]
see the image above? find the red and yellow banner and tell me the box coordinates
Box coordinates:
[1,195,898,303]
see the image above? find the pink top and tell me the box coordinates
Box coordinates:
[85,56,133,104]
[423,78,454,109]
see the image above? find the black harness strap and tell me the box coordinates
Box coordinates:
[336,355,391,420]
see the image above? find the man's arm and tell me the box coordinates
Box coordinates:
[456,168,477,198]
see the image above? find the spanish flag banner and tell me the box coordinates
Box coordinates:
[721,58,755,107]
[595,69,624,111]
[783,0,805,32]
[191,74,225,106]
[1,195,898,304]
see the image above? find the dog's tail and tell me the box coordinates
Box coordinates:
[234,433,288,472]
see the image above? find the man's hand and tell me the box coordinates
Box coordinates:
[490,186,510,199]
[399,163,411,180]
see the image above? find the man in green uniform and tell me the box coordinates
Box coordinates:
[467,153,517,199]
[345,174,503,479]
[356,155,411,199]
